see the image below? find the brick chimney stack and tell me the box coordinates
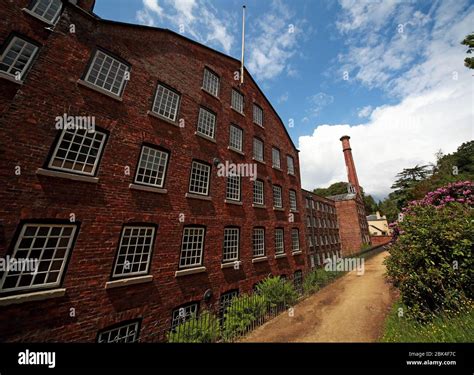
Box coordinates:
[73,0,96,13]
[340,135,361,196]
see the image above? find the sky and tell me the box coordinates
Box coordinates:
[93,0,474,201]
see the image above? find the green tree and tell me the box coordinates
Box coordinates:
[313,181,349,197]
[461,33,474,69]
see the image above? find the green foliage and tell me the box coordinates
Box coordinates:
[385,203,474,321]
[167,311,220,343]
[313,181,349,197]
[255,276,298,308]
[302,267,343,295]
[461,33,474,69]
[222,294,267,340]
[382,300,474,342]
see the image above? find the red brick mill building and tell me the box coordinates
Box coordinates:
[0,0,307,342]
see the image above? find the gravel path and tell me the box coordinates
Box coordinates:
[242,251,397,342]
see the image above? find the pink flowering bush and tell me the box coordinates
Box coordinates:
[385,181,474,321]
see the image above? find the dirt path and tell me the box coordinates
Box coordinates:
[242,251,397,342]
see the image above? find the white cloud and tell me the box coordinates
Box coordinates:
[277,91,289,104]
[306,92,334,117]
[300,0,474,200]
[357,105,373,118]
[246,0,305,80]
[135,0,235,54]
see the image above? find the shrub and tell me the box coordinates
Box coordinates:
[302,267,344,295]
[222,294,267,341]
[167,311,220,343]
[255,276,298,308]
[385,202,473,321]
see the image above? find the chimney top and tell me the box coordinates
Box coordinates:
[339,135,350,141]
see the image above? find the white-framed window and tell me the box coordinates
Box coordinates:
[253,179,264,205]
[172,303,199,330]
[112,226,155,278]
[179,227,205,269]
[253,138,264,161]
[305,198,310,208]
[28,0,62,24]
[84,50,130,96]
[97,320,141,343]
[272,147,281,169]
[231,89,244,114]
[223,227,239,263]
[219,289,239,317]
[196,107,216,139]
[275,228,284,255]
[294,270,303,292]
[308,235,313,247]
[289,190,297,211]
[307,216,311,227]
[229,124,243,151]
[134,145,169,188]
[0,223,77,294]
[152,83,180,121]
[189,161,211,195]
[252,228,265,257]
[226,175,241,201]
[287,155,295,175]
[253,104,263,126]
[48,128,107,176]
[272,185,283,208]
[202,68,219,97]
[291,229,300,252]
[0,36,39,81]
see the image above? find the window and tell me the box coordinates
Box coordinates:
[226,175,241,201]
[229,124,243,152]
[307,216,311,227]
[272,147,281,169]
[223,227,239,263]
[134,145,169,188]
[253,138,264,162]
[28,0,62,24]
[231,89,244,114]
[202,68,219,97]
[275,229,284,255]
[305,198,310,208]
[219,290,238,318]
[289,190,297,211]
[84,50,130,96]
[112,225,155,278]
[179,227,205,268]
[97,320,141,343]
[196,107,216,139]
[0,223,77,294]
[48,128,107,176]
[171,302,199,329]
[272,185,283,208]
[253,228,265,257]
[291,229,300,252]
[0,36,39,81]
[253,179,264,205]
[152,84,180,121]
[308,235,313,247]
[294,270,303,293]
[188,161,211,195]
[253,104,263,126]
[287,155,295,175]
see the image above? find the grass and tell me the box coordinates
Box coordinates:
[381,300,474,342]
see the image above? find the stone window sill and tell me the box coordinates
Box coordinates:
[228,146,245,156]
[0,288,66,306]
[37,168,99,183]
[272,166,283,171]
[292,251,303,256]
[186,193,212,201]
[273,207,285,212]
[221,261,240,269]
[77,79,123,102]
[195,131,217,143]
[129,183,167,194]
[175,266,207,277]
[252,256,268,263]
[105,275,153,289]
[275,253,287,259]
[225,199,243,205]
[0,72,23,85]
[231,107,245,116]
[252,204,266,209]
[147,110,179,127]
[252,158,266,165]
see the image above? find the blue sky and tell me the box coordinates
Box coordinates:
[93,0,474,200]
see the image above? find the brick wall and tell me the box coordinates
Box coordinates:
[370,235,392,247]
[0,1,307,342]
